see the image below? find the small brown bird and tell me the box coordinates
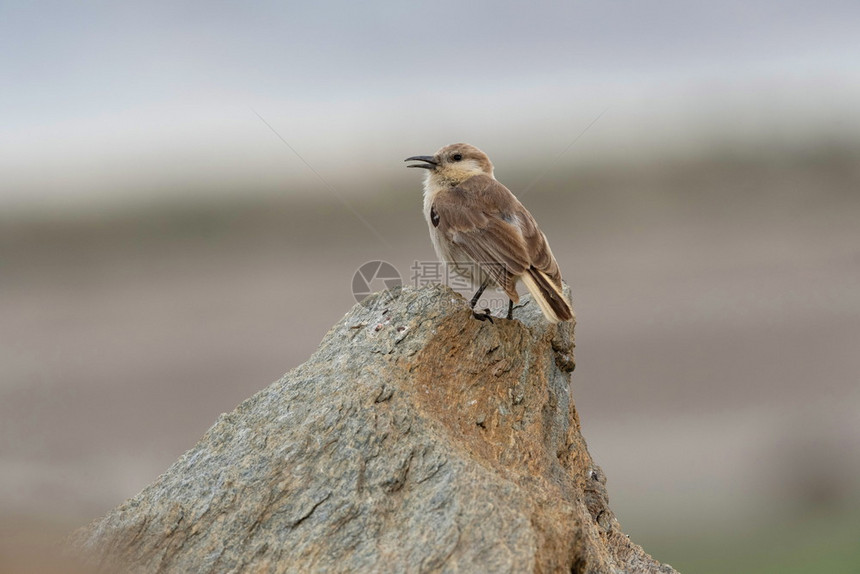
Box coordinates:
[405,143,573,323]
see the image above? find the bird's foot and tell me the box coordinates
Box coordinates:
[473,308,494,323]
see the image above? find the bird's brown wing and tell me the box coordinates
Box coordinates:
[432,175,533,298]
[514,200,563,287]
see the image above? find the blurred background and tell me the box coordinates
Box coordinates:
[2,1,859,572]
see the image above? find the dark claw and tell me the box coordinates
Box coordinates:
[473,310,494,323]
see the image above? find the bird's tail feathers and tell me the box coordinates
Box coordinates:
[521,268,573,324]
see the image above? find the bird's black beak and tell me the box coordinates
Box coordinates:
[404,155,438,170]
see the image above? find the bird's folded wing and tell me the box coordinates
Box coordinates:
[432,177,531,295]
[516,208,562,287]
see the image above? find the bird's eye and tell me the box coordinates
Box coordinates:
[451,153,463,162]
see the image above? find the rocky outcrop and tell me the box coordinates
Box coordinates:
[72,284,677,573]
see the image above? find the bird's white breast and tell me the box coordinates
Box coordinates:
[422,180,448,262]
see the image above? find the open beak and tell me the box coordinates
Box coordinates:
[404,155,438,170]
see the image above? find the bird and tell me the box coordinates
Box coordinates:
[405,143,573,323]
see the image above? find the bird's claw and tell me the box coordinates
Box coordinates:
[473,309,494,323]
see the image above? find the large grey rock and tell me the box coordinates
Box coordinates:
[72,284,677,573]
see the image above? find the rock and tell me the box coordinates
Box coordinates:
[71,284,677,573]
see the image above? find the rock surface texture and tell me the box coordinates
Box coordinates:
[73,285,677,573]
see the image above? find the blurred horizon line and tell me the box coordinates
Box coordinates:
[3,72,860,219]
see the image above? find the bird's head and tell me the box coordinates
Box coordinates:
[405,143,494,186]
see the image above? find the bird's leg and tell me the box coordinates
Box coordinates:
[506,299,514,320]
[470,278,493,322]
[469,278,490,309]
